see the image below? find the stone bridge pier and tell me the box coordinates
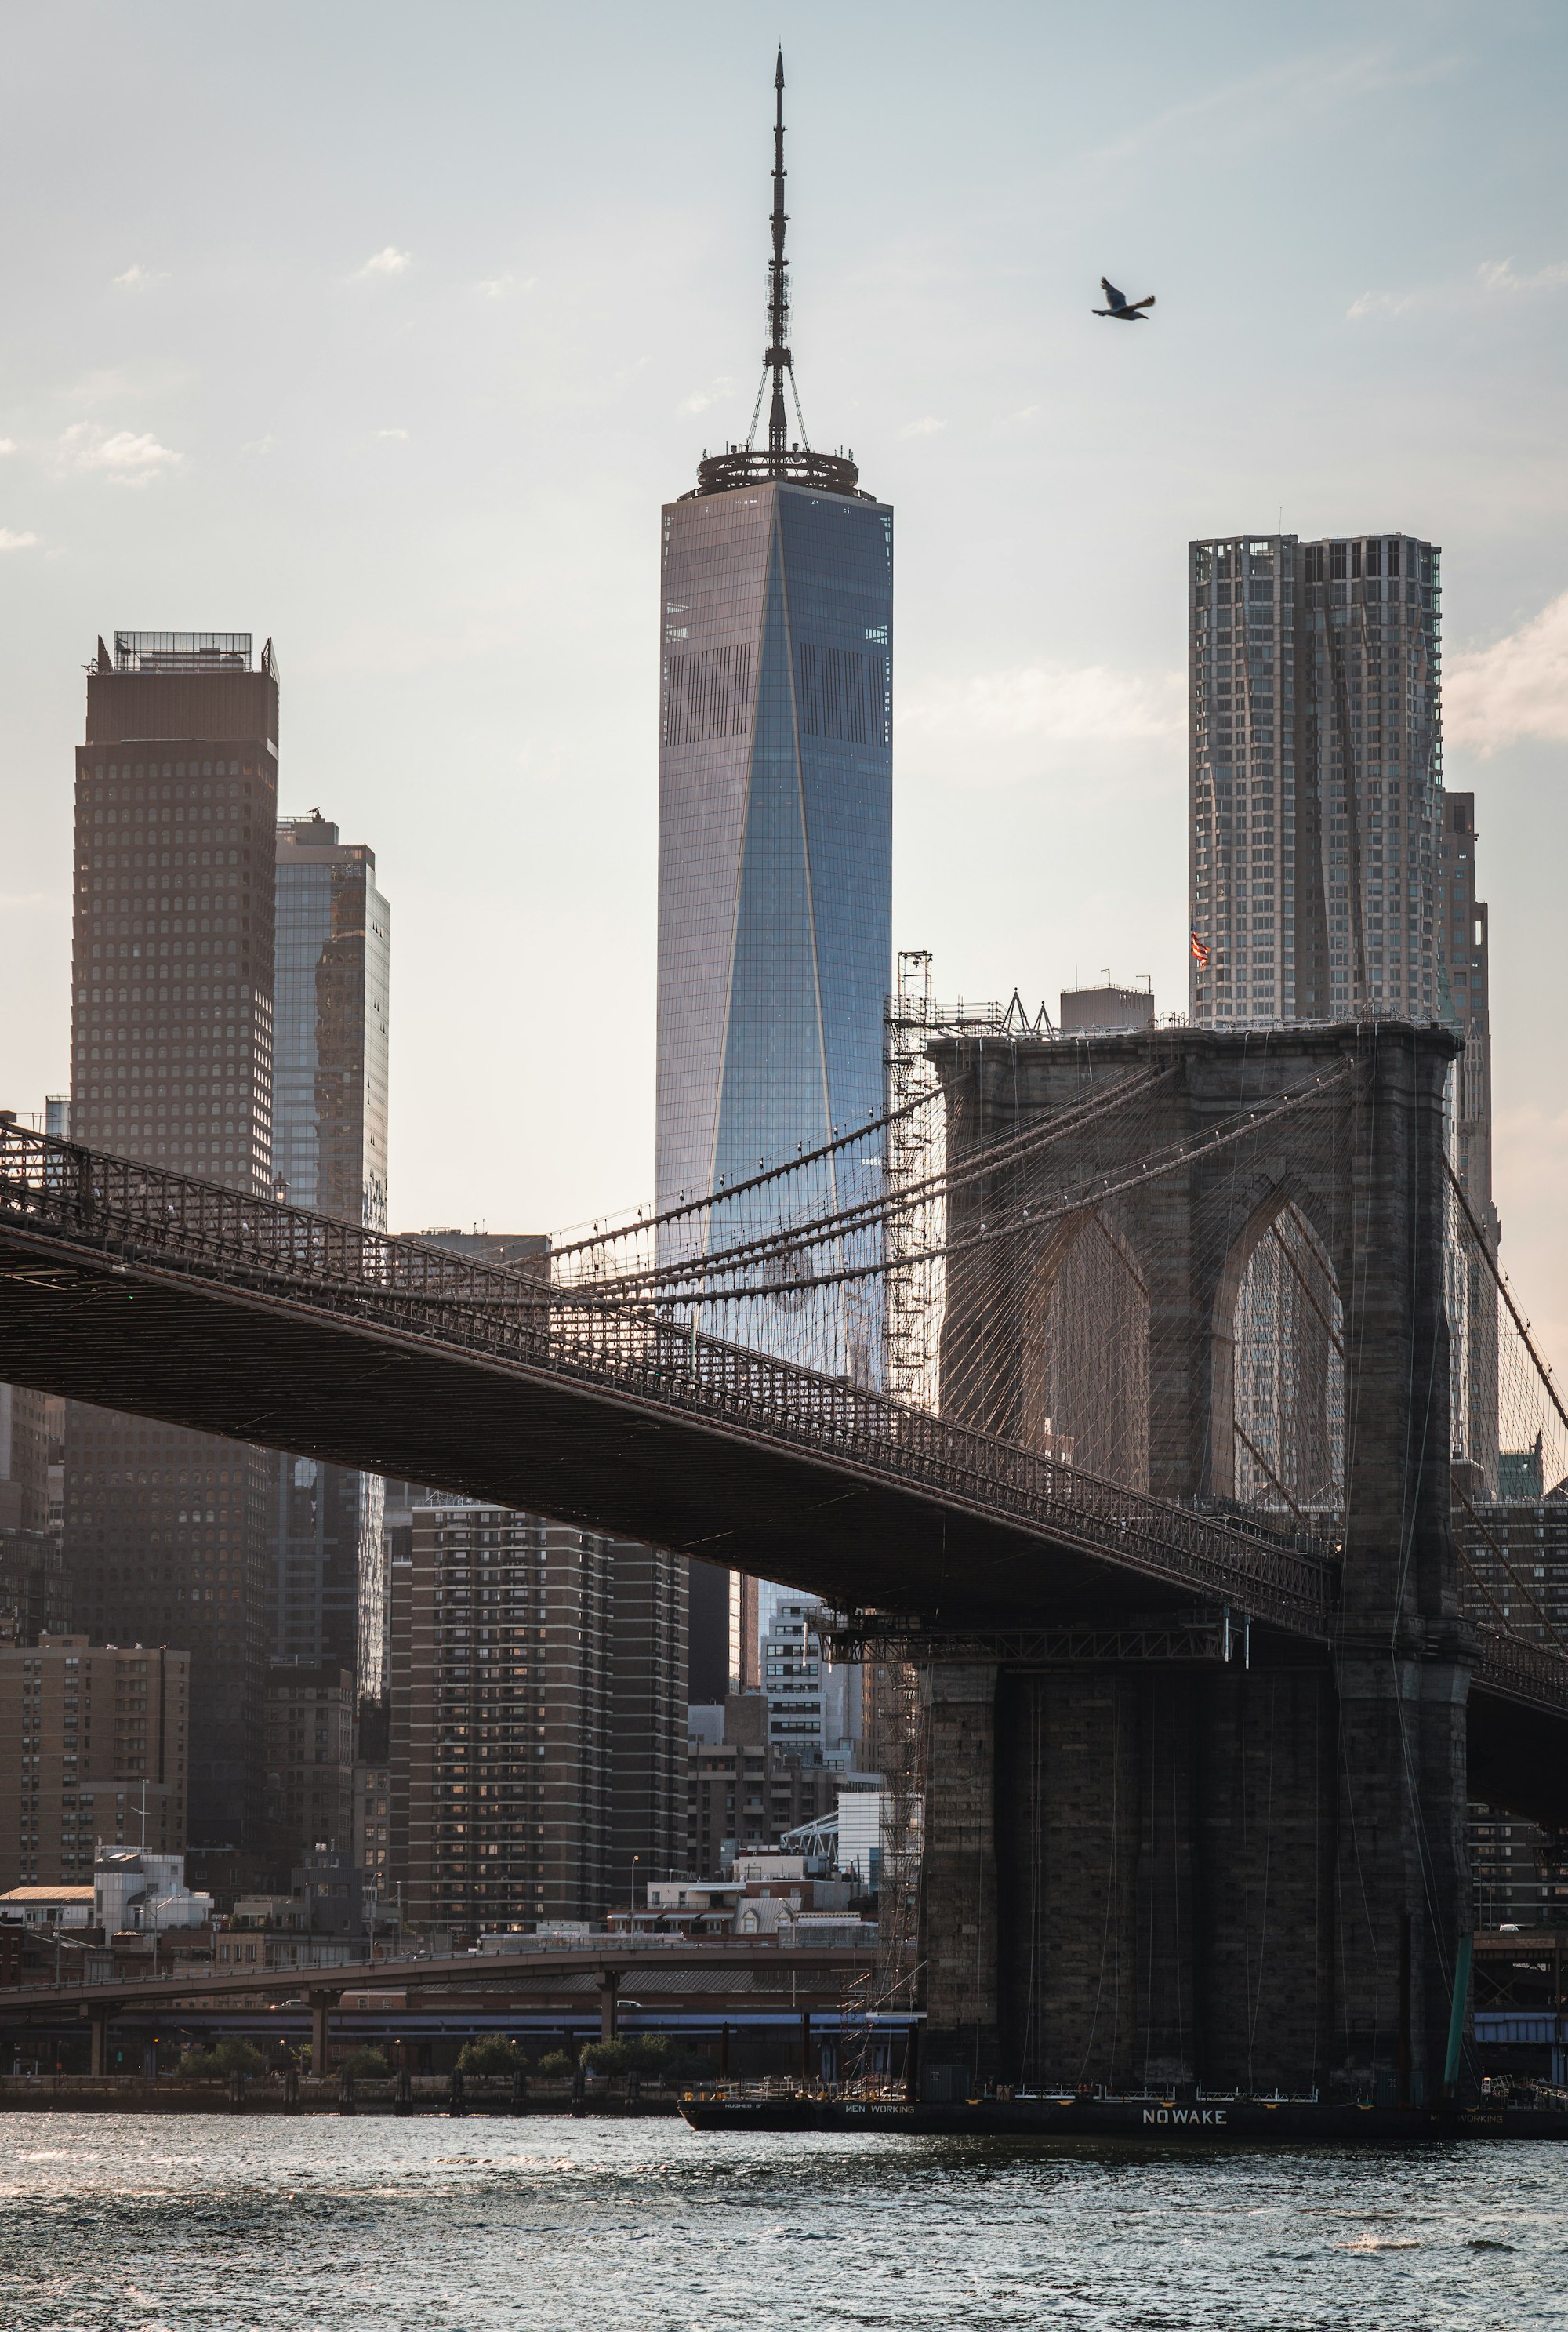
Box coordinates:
[918,1022,1471,2101]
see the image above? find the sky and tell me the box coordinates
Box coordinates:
[2,0,1566,1340]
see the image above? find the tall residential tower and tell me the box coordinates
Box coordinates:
[1188,534,1443,1025]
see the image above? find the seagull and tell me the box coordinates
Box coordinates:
[1094,277,1155,321]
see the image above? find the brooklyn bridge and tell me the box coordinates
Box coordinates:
[2,1015,1566,2102]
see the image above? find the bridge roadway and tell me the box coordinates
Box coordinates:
[0,1945,868,2073]
[0,1130,1564,1736]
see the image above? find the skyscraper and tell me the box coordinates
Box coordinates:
[272,814,390,1226]
[655,56,892,1222]
[1188,534,1443,1025]
[1440,790,1500,1486]
[1439,790,1492,1219]
[657,60,891,1699]
[270,814,391,1705]
[389,1504,686,1931]
[64,631,279,1853]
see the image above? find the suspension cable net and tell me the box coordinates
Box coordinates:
[548,1027,1568,1695]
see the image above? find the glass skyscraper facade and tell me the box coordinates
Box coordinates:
[655,55,891,1703]
[271,815,391,1705]
[273,814,390,1226]
[656,481,893,1216]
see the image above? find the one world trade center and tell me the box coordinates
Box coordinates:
[655,56,893,1237]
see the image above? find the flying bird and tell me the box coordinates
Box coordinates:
[1094,277,1155,321]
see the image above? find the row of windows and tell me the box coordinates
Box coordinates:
[797,644,887,746]
[663,644,753,743]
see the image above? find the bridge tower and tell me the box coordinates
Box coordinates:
[919,1019,1469,2103]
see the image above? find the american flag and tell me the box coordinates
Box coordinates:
[1190,931,1211,968]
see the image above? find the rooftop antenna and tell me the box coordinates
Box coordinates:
[696,56,861,499]
[748,49,807,459]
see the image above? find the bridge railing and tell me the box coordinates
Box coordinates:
[2,1128,1341,1630]
[1472,1624,1568,1712]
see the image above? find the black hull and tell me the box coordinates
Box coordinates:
[679,2094,1568,2144]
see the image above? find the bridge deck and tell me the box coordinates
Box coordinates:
[0,1134,1564,1731]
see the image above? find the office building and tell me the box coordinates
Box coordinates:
[354,1754,391,1887]
[0,1531,70,1647]
[1441,791,1500,1482]
[1189,534,1443,1024]
[0,1386,48,1533]
[0,1634,188,1889]
[0,1385,62,1648]
[272,812,389,1224]
[684,1699,844,1879]
[757,1587,862,1764]
[656,78,891,1228]
[263,1662,355,1869]
[1439,789,1492,1214]
[1058,982,1155,1036]
[45,1396,64,1549]
[1462,1490,1568,1927]
[656,63,891,1669]
[687,1557,734,1704]
[269,815,390,1701]
[64,630,280,1851]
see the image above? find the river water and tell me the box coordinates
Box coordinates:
[1,2114,1563,2330]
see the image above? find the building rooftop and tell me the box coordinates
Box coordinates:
[112,631,253,674]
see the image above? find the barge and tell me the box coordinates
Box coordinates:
[679,2087,1568,2144]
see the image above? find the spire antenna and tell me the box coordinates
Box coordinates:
[691,56,865,499]
[764,47,793,459]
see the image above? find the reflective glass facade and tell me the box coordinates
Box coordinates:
[271,817,392,1702]
[272,817,390,1227]
[656,481,893,1221]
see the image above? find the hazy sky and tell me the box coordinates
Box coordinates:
[3,2,1567,1336]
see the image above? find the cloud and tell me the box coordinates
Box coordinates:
[901,661,1184,781]
[56,423,181,485]
[0,529,39,550]
[474,273,536,299]
[241,433,279,458]
[374,427,410,441]
[1477,258,1568,294]
[899,415,946,438]
[356,246,412,279]
[1446,594,1568,754]
[1347,289,1416,320]
[679,377,735,416]
[1349,256,1568,322]
[0,439,15,456]
[113,263,166,291]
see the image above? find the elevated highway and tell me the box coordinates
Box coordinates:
[0,1943,872,2072]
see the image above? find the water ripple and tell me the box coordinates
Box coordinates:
[0,2115,1563,2329]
